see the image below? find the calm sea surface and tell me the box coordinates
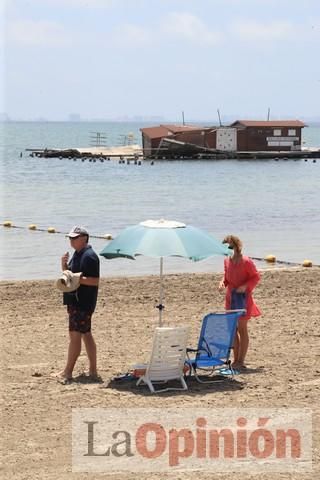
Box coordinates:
[1,121,319,280]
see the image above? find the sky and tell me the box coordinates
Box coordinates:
[1,0,320,121]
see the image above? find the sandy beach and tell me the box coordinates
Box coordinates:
[1,267,320,479]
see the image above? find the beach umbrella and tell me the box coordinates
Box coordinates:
[100,219,229,325]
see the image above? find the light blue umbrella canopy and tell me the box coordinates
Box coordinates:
[100,219,229,261]
[100,219,230,324]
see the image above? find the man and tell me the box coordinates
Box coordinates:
[59,226,100,382]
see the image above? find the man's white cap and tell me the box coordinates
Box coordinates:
[67,226,89,238]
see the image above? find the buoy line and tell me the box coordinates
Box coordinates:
[1,222,112,240]
[250,256,316,267]
[1,222,318,267]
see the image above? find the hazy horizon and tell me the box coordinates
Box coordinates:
[1,115,320,125]
[2,1,320,122]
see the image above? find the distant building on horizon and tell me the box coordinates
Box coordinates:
[68,113,82,122]
[0,112,11,122]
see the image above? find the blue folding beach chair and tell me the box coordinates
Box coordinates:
[185,310,245,382]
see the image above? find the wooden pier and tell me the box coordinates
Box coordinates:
[25,145,319,161]
[26,145,143,159]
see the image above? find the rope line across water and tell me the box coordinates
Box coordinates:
[2,221,318,267]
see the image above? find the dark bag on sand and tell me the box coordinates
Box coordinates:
[231,289,246,312]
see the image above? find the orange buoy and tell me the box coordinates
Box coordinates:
[47,227,56,233]
[3,220,13,227]
[29,224,37,230]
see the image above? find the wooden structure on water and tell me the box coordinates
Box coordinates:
[230,120,305,151]
[26,120,319,161]
[26,145,319,161]
[140,120,319,159]
[26,144,143,160]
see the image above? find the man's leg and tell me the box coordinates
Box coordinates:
[63,331,82,378]
[82,332,97,376]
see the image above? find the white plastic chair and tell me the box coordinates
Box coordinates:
[135,326,190,393]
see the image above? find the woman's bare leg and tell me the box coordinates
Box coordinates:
[234,318,249,367]
[232,330,240,366]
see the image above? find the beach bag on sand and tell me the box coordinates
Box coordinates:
[55,270,82,293]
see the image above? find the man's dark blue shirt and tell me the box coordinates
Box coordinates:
[63,245,100,312]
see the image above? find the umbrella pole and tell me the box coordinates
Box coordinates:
[159,256,164,326]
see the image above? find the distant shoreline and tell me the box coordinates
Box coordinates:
[1,265,318,284]
[2,120,320,127]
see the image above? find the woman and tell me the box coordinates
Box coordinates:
[219,235,261,369]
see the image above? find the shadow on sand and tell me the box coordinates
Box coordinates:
[72,373,104,384]
[103,374,245,396]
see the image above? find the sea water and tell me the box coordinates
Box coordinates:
[0,121,319,280]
